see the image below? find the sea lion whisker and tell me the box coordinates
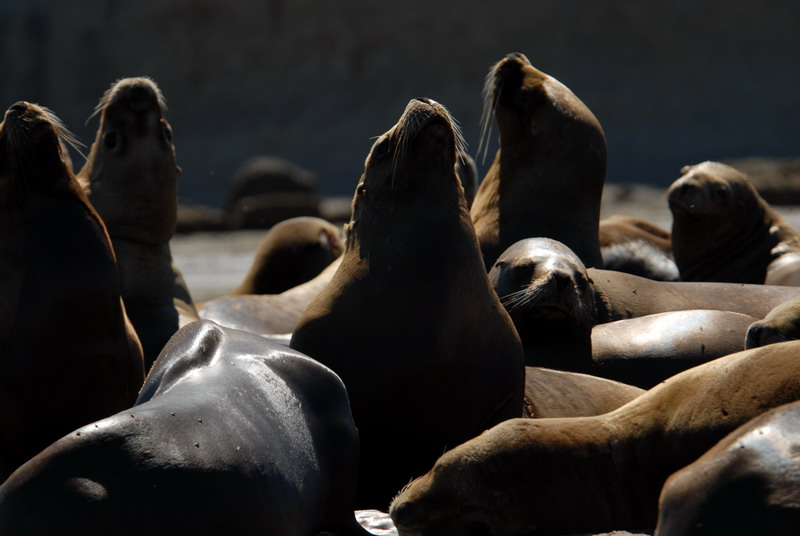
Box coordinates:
[477,63,501,164]
[39,106,87,161]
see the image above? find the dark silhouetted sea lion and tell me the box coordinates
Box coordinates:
[291,98,525,508]
[489,238,763,386]
[390,340,800,535]
[226,155,321,229]
[656,396,800,535]
[669,161,800,285]
[0,101,144,480]
[0,320,370,535]
[230,216,342,296]
[600,215,678,281]
[471,52,606,269]
[78,77,199,371]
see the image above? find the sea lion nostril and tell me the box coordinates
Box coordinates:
[127,85,156,112]
[9,102,28,114]
[414,97,431,104]
[392,501,421,528]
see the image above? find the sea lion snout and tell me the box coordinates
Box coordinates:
[125,83,159,113]
[390,500,423,530]
[8,102,29,115]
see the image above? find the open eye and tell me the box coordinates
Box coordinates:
[714,185,729,200]
[103,131,121,152]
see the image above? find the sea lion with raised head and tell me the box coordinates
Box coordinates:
[290,98,525,508]
[600,215,678,281]
[78,77,199,371]
[669,161,800,285]
[656,396,800,535]
[0,320,370,535]
[0,101,144,480]
[390,340,800,535]
[491,237,796,385]
[230,216,342,296]
[470,52,606,269]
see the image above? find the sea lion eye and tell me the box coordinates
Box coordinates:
[161,122,173,144]
[103,131,120,152]
[372,136,392,159]
[715,186,728,199]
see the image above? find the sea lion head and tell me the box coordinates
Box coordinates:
[477,52,605,168]
[345,97,468,255]
[668,161,774,282]
[668,161,762,225]
[489,237,595,331]
[80,77,178,244]
[0,101,82,204]
[745,299,800,349]
[390,418,580,536]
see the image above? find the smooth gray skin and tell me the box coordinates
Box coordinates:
[656,398,800,536]
[0,321,370,536]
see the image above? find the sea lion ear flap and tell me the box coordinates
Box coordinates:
[680,165,691,175]
[176,165,183,176]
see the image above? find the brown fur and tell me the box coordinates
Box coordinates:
[600,215,678,281]
[390,340,800,535]
[231,216,342,295]
[290,98,525,508]
[0,102,144,480]
[471,52,606,269]
[669,161,800,285]
[78,77,199,371]
[745,297,800,349]
[656,397,800,535]
[524,367,644,418]
[491,237,799,385]
[199,256,341,335]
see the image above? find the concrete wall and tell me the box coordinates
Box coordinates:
[2,0,798,205]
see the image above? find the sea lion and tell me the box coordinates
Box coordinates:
[390,340,800,535]
[745,297,800,349]
[290,98,525,508]
[669,161,800,285]
[199,255,341,335]
[524,367,644,418]
[490,238,766,384]
[0,101,144,480]
[225,155,321,229]
[590,310,757,389]
[471,52,606,269]
[230,216,342,296]
[656,397,800,535]
[0,320,370,535]
[599,215,678,281]
[78,77,199,371]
